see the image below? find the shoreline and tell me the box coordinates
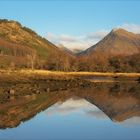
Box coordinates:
[0,70,139,104]
[0,69,140,77]
[0,70,139,83]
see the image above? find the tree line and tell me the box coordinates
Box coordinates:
[0,49,140,72]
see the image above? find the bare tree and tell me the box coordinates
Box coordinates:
[63,57,70,71]
[0,50,3,56]
[27,51,36,70]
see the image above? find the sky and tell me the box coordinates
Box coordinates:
[0,0,140,50]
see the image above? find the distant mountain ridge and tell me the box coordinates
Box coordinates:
[80,28,140,56]
[58,44,75,56]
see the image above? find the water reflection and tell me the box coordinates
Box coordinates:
[45,98,108,120]
[0,82,140,129]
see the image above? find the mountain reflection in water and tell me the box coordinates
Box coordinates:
[45,98,108,119]
[0,82,140,129]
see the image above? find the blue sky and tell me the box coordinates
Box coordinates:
[0,0,140,50]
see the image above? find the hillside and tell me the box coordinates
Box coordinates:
[81,28,140,56]
[0,19,73,70]
[76,28,140,72]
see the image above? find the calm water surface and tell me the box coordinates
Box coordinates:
[0,82,140,140]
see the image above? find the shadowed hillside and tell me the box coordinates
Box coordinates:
[0,19,74,70]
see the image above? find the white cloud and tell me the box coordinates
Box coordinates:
[46,30,109,51]
[119,117,140,127]
[44,98,140,124]
[118,23,140,34]
[46,23,140,51]
[45,98,107,120]
[59,34,78,42]
[86,30,109,40]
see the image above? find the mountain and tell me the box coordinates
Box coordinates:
[58,44,83,55]
[72,48,83,54]
[80,28,140,56]
[0,19,73,69]
[58,44,74,56]
[77,28,140,72]
[0,19,140,72]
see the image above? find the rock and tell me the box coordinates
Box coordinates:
[36,90,40,94]
[67,84,70,87]
[138,77,140,83]
[24,95,31,99]
[7,95,10,99]
[9,89,15,95]
[10,96,15,100]
[114,76,118,79]
[47,88,50,93]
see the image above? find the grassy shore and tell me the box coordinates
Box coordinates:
[0,69,139,104]
[0,69,140,79]
[0,69,140,84]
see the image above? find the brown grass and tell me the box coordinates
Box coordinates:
[0,69,140,79]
